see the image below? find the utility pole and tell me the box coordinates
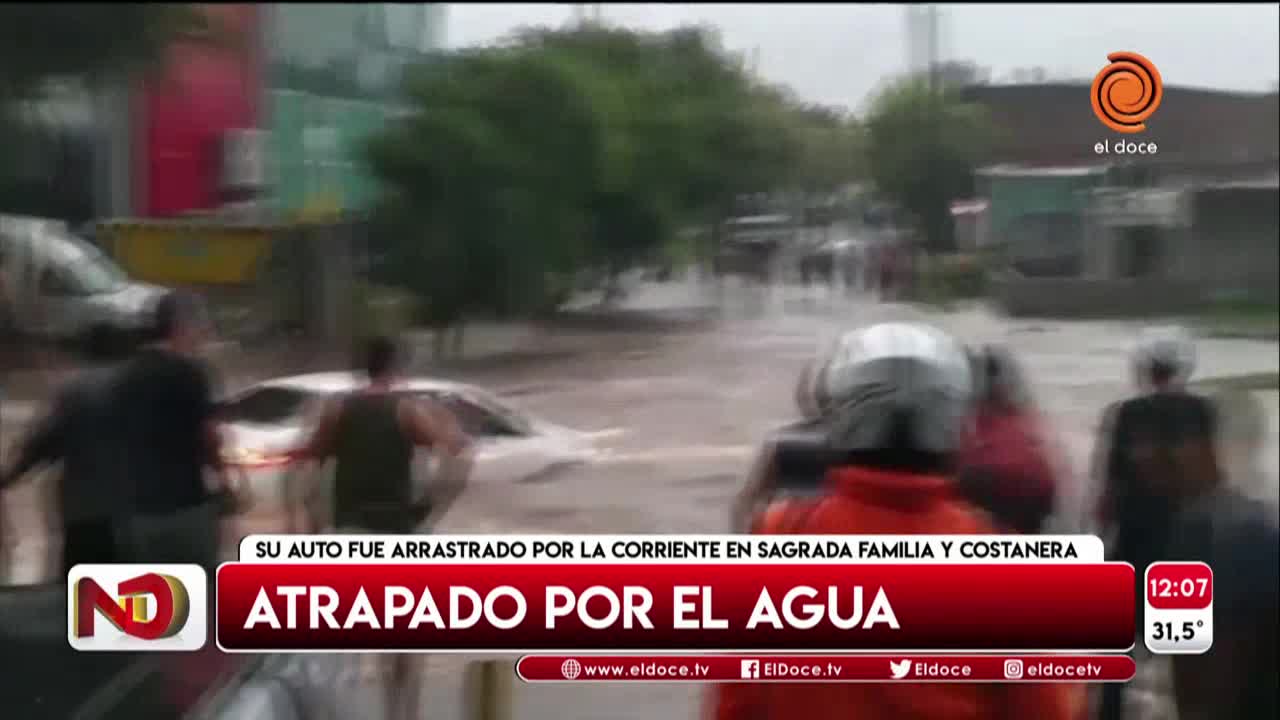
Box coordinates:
[926,4,940,92]
[924,3,942,271]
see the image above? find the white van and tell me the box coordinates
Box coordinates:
[0,215,164,345]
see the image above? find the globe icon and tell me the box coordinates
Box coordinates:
[561,658,582,680]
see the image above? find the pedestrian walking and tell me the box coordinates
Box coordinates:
[1,324,129,572]
[293,334,474,720]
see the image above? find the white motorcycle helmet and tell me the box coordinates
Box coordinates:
[819,323,973,463]
[1132,325,1197,386]
[796,335,842,420]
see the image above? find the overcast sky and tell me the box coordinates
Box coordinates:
[445,4,1280,110]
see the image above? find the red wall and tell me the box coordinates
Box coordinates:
[134,4,261,217]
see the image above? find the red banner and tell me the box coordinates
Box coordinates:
[216,563,1134,652]
[516,654,1136,683]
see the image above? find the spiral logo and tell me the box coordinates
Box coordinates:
[1091,51,1163,134]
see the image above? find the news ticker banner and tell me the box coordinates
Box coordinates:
[236,534,1106,564]
[1144,562,1213,655]
[515,654,1137,683]
[210,534,1134,654]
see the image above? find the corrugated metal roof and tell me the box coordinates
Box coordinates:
[1197,179,1280,190]
[976,164,1110,178]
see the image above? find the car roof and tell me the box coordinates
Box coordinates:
[248,372,473,396]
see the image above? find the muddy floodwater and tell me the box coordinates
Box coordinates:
[3,280,1276,718]
[430,284,1277,720]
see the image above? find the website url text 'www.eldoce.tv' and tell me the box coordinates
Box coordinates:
[517,655,1133,683]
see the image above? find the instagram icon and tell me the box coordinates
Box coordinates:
[1003,660,1024,680]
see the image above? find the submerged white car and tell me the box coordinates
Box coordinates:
[217,372,600,512]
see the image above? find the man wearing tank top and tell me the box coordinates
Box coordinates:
[295,335,473,720]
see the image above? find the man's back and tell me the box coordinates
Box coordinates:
[1168,489,1278,720]
[1104,390,1217,559]
[55,367,126,522]
[115,348,215,514]
[330,392,418,533]
[711,465,1084,720]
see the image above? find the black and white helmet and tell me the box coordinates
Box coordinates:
[1133,325,1196,384]
[970,343,1031,408]
[820,323,972,457]
[796,335,843,419]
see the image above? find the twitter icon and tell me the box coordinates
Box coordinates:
[889,659,912,679]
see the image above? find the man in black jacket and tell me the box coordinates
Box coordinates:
[1166,390,1278,720]
[1,325,128,571]
[1093,327,1219,720]
[113,290,233,576]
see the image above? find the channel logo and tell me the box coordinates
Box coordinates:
[1003,659,1024,680]
[889,659,912,679]
[1090,51,1163,134]
[67,564,207,652]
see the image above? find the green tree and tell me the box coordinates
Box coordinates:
[366,46,611,354]
[791,104,864,199]
[864,76,992,252]
[366,23,824,346]
[514,25,806,274]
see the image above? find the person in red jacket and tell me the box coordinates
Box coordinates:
[955,345,1062,533]
[708,323,1084,720]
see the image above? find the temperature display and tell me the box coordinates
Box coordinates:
[1144,562,1213,655]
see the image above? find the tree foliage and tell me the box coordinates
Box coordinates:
[366,24,864,346]
[864,77,992,252]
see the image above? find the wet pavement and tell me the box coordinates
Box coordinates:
[3,278,1277,719]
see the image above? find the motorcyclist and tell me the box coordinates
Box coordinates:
[709,322,1084,720]
[730,338,836,533]
[1092,326,1219,720]
[954,344,1062,533]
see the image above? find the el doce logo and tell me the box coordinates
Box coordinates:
[1091,51,1163,134]
[68,564,208,651]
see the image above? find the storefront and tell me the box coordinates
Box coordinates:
[133,4,264,218]
[261,4,447,218]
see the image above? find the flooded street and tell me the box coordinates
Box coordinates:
[3,279,1277,719]
[421,281,1276,720]
[439,280,1279,539]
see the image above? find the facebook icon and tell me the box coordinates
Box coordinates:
[741,659,760,679]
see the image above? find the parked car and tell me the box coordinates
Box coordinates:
[0,215,164,349]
